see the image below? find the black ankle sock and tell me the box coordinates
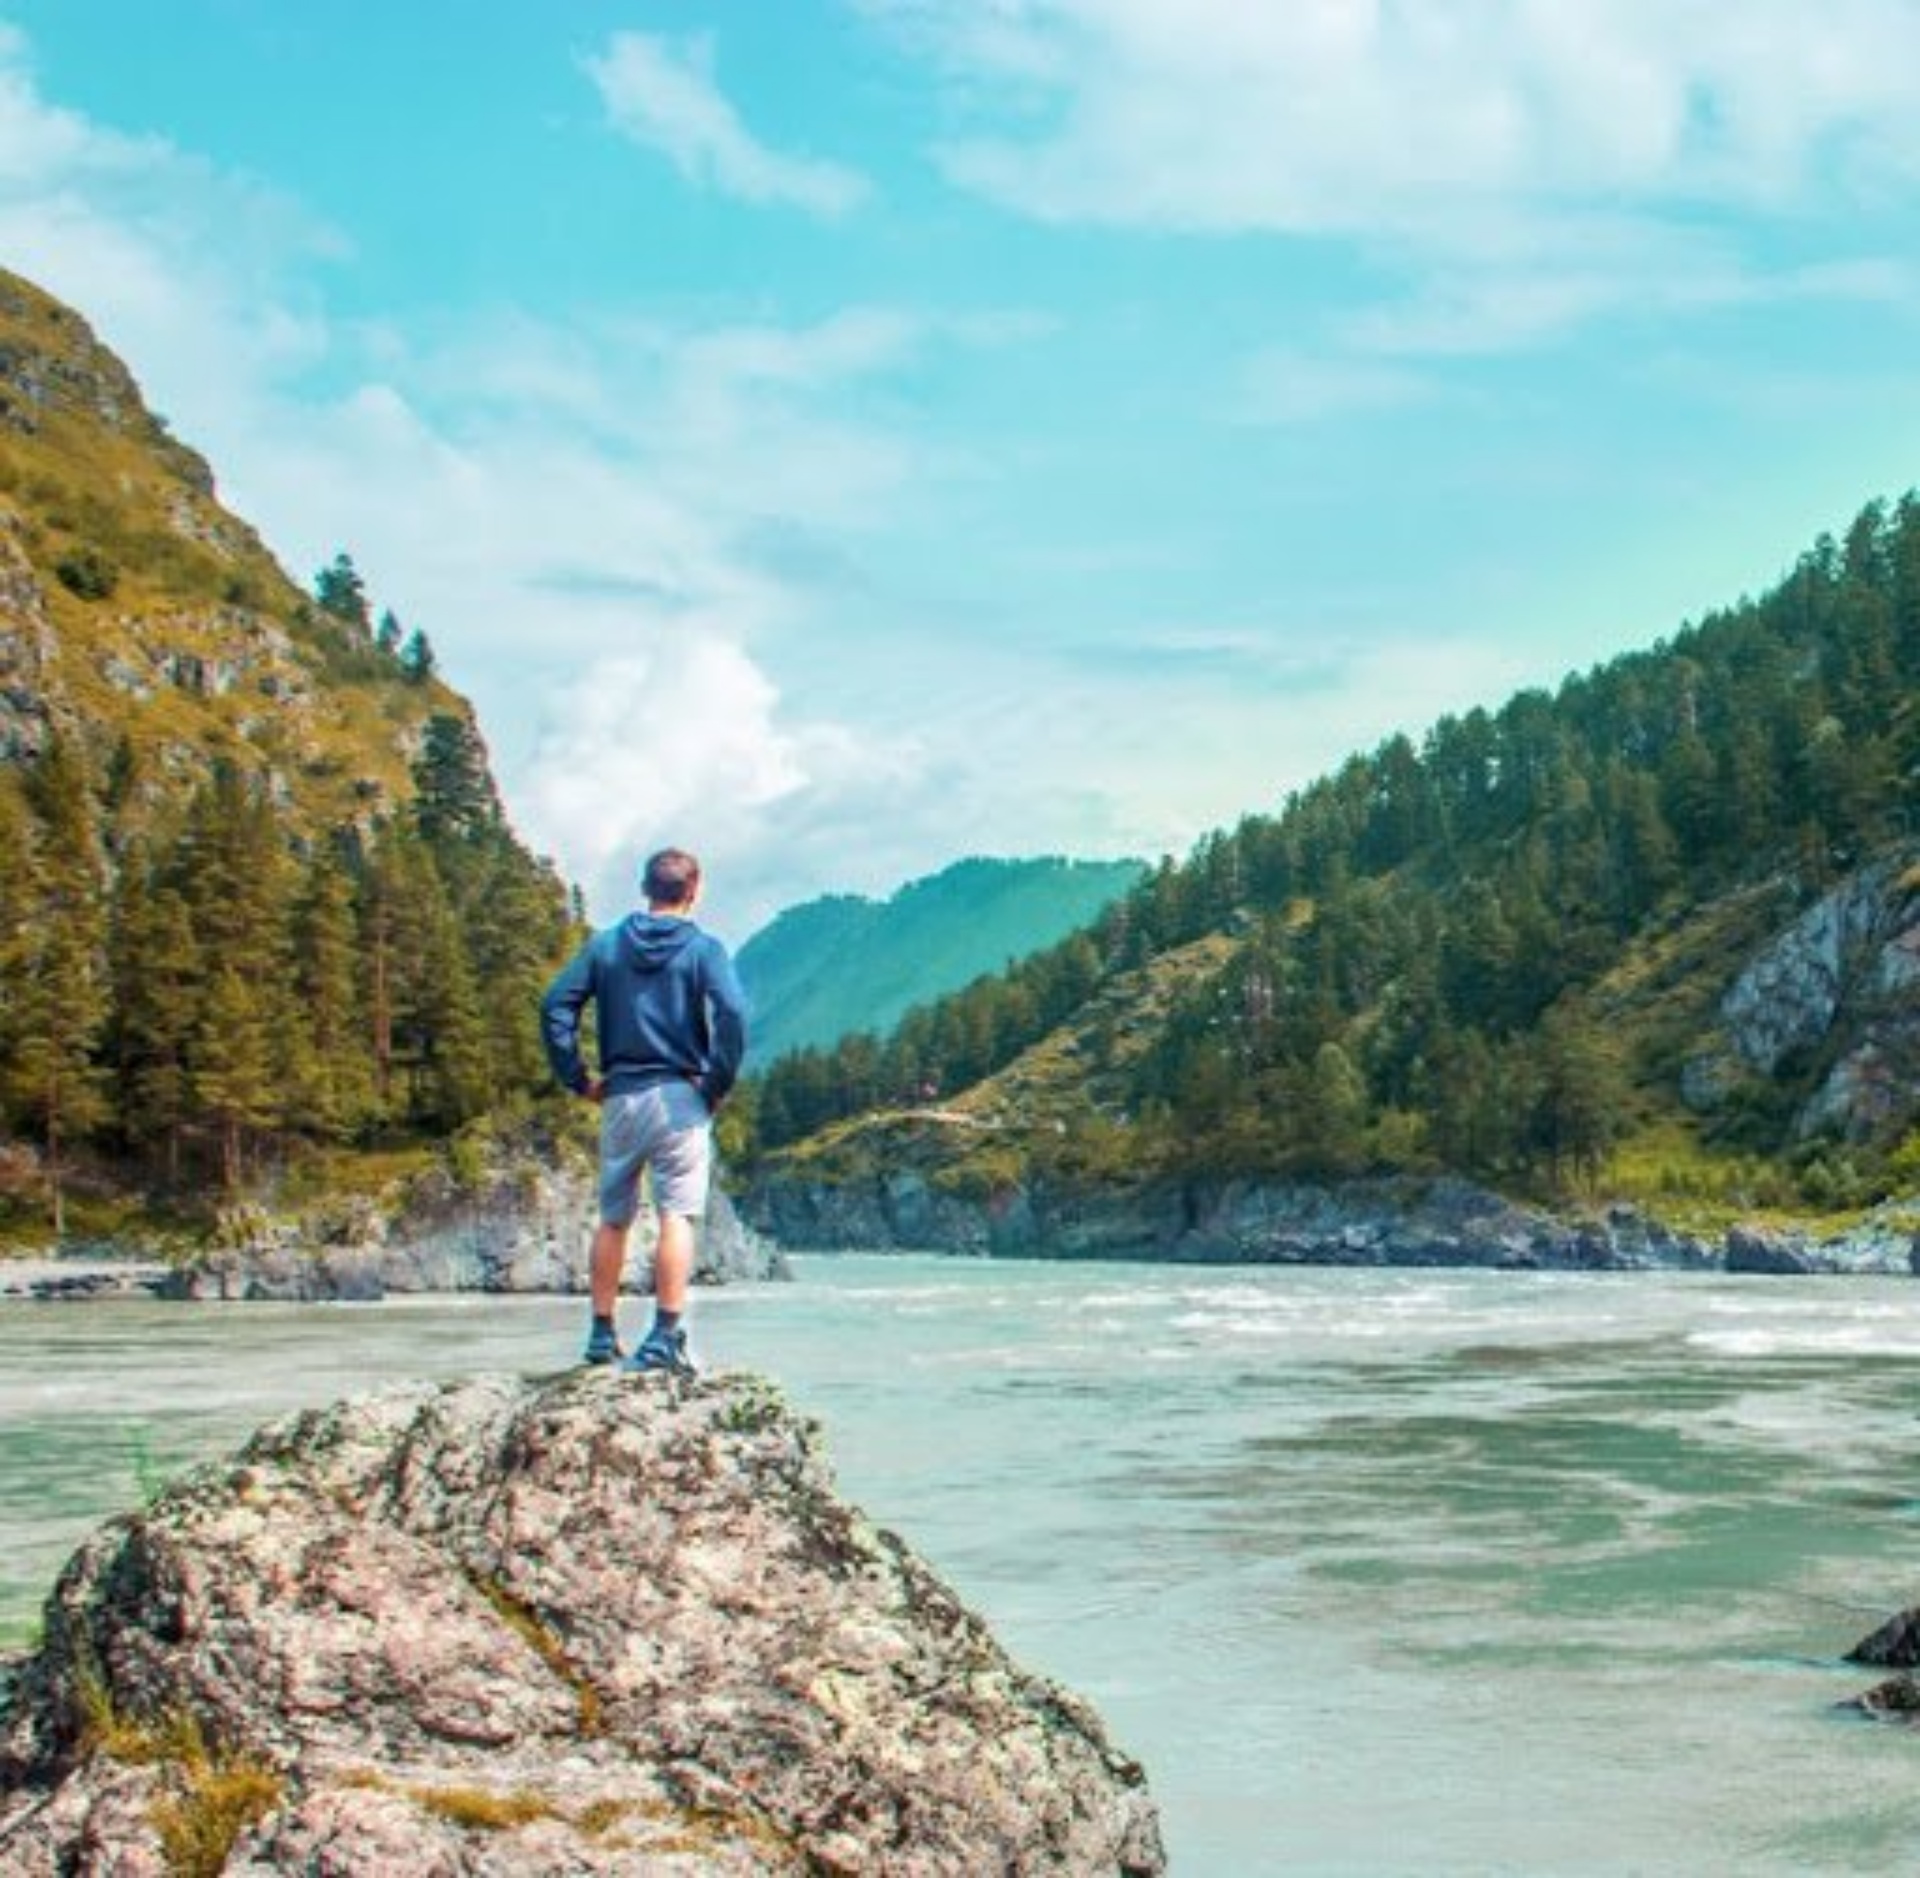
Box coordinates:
[651,1308,682,1336]
[592,1312,617,1334]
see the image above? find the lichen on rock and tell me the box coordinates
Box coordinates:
[0,1370,1164,1875]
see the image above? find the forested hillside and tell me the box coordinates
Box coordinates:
[0,268,576,1236]
[749,494,1920,1221]
[738,855,1144,1059]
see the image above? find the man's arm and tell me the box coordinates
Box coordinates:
[540,944,597,1095]
[699,941,749,1110]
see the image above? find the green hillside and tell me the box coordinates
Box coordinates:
[748,493,1920,1228]
[738,856,1144,1060]
[0,267,577,1239]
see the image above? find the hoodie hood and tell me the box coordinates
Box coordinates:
[621,911,701,970]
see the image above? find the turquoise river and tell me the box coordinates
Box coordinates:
[6,1257,1920,1874]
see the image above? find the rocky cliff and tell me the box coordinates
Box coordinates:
[169,1166,787,1301]
[0,1370,1163,1875]
[745,1170,1920,1275]
[1686,846,1920,1143]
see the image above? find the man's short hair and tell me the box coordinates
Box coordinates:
[643,847,702,907]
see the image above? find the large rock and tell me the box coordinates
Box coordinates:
[1707,850,1920,1141]
[0,1371,1163,1875]
[1842,1607,1920,1721]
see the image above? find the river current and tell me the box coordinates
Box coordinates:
[6,1257,1920,1874]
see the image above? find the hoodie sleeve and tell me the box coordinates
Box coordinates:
[540,941,596,1094]
[699,938,750,1108]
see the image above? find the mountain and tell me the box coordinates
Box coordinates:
[737,855,1144,1061]
[747,493,1920,1234]
[0,267,576,1237]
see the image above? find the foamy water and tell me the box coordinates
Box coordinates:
[7,1259,1920,1873]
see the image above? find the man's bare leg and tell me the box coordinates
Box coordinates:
[653,1211,695,1314]
[590,1221,632,1319]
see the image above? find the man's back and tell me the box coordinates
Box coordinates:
[541,911,748,1107]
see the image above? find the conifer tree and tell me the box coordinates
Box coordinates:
[412,713,499,849]
[400,628,437,684]
[110,850,203,1182]
[4,739,110,1232]
[193,965,281,1191]
[291,848,376,1139]
[314,552,371,632]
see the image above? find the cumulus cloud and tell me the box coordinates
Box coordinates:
[584,30,870,215]
[0,27,946,934]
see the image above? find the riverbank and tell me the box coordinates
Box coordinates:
[2,1166,786,1302]
[743,1168,1920,1275]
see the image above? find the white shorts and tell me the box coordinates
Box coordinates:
[598,1082,712,1225]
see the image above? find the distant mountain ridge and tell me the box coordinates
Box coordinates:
[738,856,1145,1061]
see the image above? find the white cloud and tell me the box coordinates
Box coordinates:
[584,30,870,216]
[0,28,938,934]
[517,634,906,927]
[877,0,1920,231]
[870,0,1920,353]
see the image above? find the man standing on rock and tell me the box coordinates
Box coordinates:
[541,847,748,1374]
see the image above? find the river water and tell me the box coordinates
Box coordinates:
[6,1257,1920,1874]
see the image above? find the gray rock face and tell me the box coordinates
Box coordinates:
[747,1171,1920,1276]
[1705,851,1920,1141]
[0,1371,1164,1875]
[748,1172,1726,1272]
[1843,1608,1920,1721]
[169,1166,788,1302]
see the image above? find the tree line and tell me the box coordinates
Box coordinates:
[748,492,1920,1201]
[0,708,575,1232]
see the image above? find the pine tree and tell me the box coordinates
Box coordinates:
[171,765,298,1172]
[314,552,371,632]
[291,848,376,1140]
[4,739,110,1233]
[1526,1006,1629,1190]
[412,713,500,849]
[110,850,203,1183]
[193,965,280,1191]
[400,628,437,684]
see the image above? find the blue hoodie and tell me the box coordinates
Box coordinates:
[541,913,749,1107]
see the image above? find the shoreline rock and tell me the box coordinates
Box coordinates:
[0,1369,1165,1875]
[165,1173,786,1302]
[3,1164,789,1303]
[744,1171,1920,1277]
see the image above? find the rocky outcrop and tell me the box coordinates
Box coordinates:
[748,1172,1718,1270]
[0,1258,173,1302]
[1842,1606,1920,1720]
[0,1370,1163,1875]
[168,1166,786,1302]
[747,1171,1920,1275]
[1693,850,1920,1142]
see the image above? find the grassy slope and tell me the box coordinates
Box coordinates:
[0,266,464,830]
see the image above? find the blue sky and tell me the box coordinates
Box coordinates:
[4,2,1919,936]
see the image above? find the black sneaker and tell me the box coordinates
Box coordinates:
[582,1321,623,1366]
